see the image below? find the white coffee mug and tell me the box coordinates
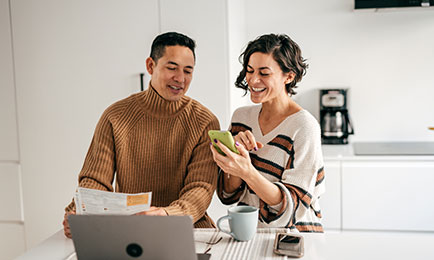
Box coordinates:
[216,205,258,241]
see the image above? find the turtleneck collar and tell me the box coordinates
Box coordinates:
[136,83,191,118]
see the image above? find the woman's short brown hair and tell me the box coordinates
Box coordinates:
[235,33,308,96]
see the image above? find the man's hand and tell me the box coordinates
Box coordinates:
[134,206,168,216]
[63,210,76,238]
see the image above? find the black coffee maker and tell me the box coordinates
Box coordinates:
[320,89,354,144]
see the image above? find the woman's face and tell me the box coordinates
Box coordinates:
[246,52,293,104]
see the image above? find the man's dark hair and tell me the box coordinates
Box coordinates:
[235,33,308,96]
[150,32,196,63]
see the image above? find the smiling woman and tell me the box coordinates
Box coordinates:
[211,34,325,232]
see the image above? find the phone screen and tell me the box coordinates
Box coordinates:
[277,235,301,251]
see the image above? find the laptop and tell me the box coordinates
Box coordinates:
[69,215,207,260]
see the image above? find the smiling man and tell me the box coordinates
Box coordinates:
[63,32,220,238]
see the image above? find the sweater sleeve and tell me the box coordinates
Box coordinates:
[277,120,325,227]
[65,109,116,213]
[163,117,220,223]
[281,121,323,199]
[216,169,247,205]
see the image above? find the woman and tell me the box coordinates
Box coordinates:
[210,34,325,232]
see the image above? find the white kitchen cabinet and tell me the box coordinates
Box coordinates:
[321,160,341,230]
[0,223,26,260]
[0,163,23,221]
[341,160,434,231]
[0,0,19,161]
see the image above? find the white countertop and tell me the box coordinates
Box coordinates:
[17,229,434,260]
[322,144,434,161]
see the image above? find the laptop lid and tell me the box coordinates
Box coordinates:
[69,215,198,260]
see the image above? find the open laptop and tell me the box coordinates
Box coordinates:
[69,215,207,260]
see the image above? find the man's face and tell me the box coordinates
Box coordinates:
[146,45,195,101]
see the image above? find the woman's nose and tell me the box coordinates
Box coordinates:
[247,74,260,85]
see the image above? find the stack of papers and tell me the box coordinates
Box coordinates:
[74,187,152,215]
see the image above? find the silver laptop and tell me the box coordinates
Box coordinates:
[69,215,200,260]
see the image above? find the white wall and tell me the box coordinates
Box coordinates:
[11,0,160,248]
[227,0,252,121]
[9,0,232,250]
[0,0,26,258]
[243,0,434,142]
[159,0,231,129]
[0,0,19,161]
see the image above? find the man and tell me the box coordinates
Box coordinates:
[63,32,220,238]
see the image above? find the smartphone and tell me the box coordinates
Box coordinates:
[273,233,304,258]
[208,130,239,156]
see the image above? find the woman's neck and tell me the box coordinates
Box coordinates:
[260,95,299,119]
[257,95,302,135]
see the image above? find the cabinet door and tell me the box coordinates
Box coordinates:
[321,161,341,230]
[342,161,434,231]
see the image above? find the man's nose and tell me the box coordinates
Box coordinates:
[173,70,185,83]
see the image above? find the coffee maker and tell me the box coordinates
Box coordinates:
[320,89,354,144]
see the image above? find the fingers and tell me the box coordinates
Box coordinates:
[235,141,250,157]
[135,207,167,216]
[234,132,253,150]
[214,140,236,159]
[63,216,71,238]
[63,211,75,238]
[210,142,227,164]
[235,131,260,151]
[64,229,72,238]
[244,131,258,151]
[145,208,168,216]
[210,142,233,173]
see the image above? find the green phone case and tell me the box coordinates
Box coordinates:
[208,130,240,155]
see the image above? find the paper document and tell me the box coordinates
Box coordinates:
[74,187,152,215]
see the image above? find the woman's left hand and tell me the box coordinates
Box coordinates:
[210,140,255,180]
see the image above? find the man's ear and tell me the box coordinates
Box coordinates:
[145,57,155,75]
[285,71,296,85]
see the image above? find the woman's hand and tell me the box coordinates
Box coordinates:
[210,139,255,181]
[234,130,263,151]
[210,138,283,206]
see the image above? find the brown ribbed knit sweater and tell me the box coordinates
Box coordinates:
[65,86,220,227]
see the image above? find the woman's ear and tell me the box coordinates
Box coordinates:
[145,57,155,75]
[285,71,296,84]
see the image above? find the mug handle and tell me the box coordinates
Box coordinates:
[216,215,233,237]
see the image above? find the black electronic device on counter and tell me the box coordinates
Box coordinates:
[319,89,354,144]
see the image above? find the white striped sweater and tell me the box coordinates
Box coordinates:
[217,105,325,232]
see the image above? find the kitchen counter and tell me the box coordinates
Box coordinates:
[322,144,434,161]
[17,229,434,260]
